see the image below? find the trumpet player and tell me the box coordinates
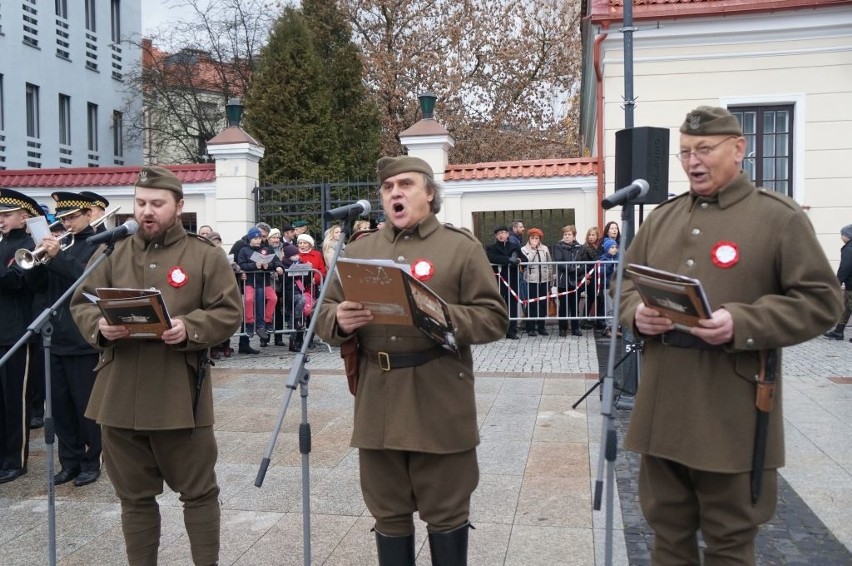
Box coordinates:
[0,188,44,484]
[79,191,110,233]
[26,192,102,486]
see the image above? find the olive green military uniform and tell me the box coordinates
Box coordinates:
[316,213,508,535]
[71,222,242,565]
[620,173,841,564]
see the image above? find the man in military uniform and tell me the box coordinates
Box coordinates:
[619,106,842,564]
[27,192,103,486]
[0,189,44,483]
[71,166,242,565]
[316,156,508,566]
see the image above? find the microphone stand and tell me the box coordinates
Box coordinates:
[592,199,636,566]
[0,241,116,566]
[255,215,351,566]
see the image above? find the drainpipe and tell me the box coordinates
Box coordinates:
[594,25,609,230]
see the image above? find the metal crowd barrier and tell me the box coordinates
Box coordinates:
[234,265,325,342]
[489,259,617,325]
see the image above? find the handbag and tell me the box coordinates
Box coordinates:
[548,296,558,317]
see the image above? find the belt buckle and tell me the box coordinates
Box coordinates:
[378,351,391,372]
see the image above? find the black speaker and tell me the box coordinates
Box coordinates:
[614,126,670,205]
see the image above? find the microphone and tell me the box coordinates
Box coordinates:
[324,200,371,221]
[601,179,650,210]
[87,220,139,245]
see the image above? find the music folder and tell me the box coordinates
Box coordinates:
[335,258,457,351]
[625,264,713,330]
[82,288,173,339]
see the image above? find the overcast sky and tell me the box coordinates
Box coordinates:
[141,1,204,34]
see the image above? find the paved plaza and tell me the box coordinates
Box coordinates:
[1,329,850,565]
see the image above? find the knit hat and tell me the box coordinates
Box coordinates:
[246,227,262,240]
[680,106,743,137]
[297,233,315,247]
[841,224,852,240]
[135,166,183,198]
[602,237,618,254]
[377,156,433,183]
[527,228,544,239]
[267,228,281,239]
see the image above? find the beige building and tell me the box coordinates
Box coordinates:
[579,0,852,266]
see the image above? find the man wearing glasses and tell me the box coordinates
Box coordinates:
[618,106,841,564]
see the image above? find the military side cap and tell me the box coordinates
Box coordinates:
[377,156,433,183]
[136,166,183,198]
[52,191,98,218]
[79,190,109,209]
[680,106,743,137]
[292,220,308,228]
[0,188,44,217]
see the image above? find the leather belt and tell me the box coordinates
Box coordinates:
[661,330,724,351]
[361,346,445,372]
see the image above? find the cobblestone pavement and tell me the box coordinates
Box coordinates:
[0,328,849,565]
[595,334,852,565]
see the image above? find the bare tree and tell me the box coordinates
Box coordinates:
[124,0,279,163]
[343,0,583,162]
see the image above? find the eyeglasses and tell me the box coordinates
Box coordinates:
[60,212,85,223]
[675,136,737,162]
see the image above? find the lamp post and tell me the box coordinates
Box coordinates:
[226,97,244,127]
[418,91,437,119]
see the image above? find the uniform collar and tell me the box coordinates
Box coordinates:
[689,171,753,210]
[383,213,440,242]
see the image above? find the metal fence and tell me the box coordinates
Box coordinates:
[254,180,379,237]
[490,259,617,330]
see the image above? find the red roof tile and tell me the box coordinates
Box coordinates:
[444,158,598,181]
[0,164,216,189]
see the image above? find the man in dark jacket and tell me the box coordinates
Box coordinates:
[486,226,523,339]
[0,189,44,483]
[824,223,852,340]
[27,191,103,486]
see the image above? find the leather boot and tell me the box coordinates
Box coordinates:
[823,324,845,340]
[374,529,415,566]
[428,522,470,566]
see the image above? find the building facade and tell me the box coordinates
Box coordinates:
[580,0,852,264]
[0,0,142,169]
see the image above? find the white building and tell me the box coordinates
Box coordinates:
[0,0,142,169]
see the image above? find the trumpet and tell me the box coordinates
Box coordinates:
[15,205,121,269]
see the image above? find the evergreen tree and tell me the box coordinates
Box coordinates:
[245,3,380,184]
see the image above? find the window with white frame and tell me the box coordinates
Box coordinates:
[112,110,123,157]
[87,103,98,151]
[730,105,794,198]
[26,84,40,139]
[85,0,96,32]
[59,94,71,145]
[110,0,121,43]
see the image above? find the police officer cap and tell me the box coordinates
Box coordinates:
[494,226,509,234]
[377,156,433,183]
[135,166,183,198]
[79,190,109,209]
[52,191,98,219]
[680,106,743,137]
[0,188,45,217]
